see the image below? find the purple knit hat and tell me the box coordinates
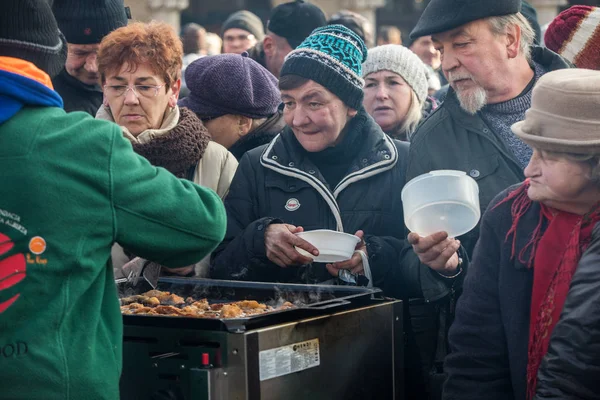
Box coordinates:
[179,52,280,119]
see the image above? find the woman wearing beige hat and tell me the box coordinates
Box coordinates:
[443,68,600,400]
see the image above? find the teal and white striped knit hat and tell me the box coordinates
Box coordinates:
[280,24,368,110]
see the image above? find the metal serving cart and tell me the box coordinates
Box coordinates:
[119,278,403,400]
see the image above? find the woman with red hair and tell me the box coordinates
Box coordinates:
[97,21,238,276]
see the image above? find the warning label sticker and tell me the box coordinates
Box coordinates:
[259,338,320,381]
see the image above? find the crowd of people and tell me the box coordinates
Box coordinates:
[1,0,600,399]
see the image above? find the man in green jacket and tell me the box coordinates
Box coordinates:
[0,1,226,399]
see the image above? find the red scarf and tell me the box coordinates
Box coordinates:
[497,181,600,399]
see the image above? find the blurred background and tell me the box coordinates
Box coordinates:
[125,0,600,43]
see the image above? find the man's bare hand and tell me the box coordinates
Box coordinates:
[265,223,319,267]
[326,230,367,277]
[408,231,460,275]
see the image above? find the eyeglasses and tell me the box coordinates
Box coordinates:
[103,84,165,98]
[223,33,255,43]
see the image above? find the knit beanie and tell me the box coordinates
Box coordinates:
[544,6,600,70]
[52,0,129,45]
[280,25,368,110]
[221,10,265,41]
[362,44,429,104]
[179,53,280,119]
[0,0,67,78]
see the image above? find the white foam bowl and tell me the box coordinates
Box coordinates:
[401,170,481,238]
[295,229,360,263]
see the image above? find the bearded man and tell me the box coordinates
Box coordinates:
[406,0,571,257]
[403,0,571,398]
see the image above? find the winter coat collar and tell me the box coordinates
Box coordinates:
[96,104,181,144]
[55,68,102,94]
[260,108,398,231]
[228,110,286,160]
[247,41,267,70]
[97,105,210,178]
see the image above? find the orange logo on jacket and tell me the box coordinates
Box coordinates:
[0,233,26,314]
[28,237,46,255]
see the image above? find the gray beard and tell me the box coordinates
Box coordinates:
[455,85,488,114]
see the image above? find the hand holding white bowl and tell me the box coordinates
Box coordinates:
[408,231,460,275]
[325,230,367,277]
[265,223,319,267]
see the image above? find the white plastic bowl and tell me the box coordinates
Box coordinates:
[401,170,481,238]
[295,229,360,263]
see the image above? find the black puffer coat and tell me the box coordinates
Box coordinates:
[211,108,463,398]
[535,223,600,400]
[211,108,459,301]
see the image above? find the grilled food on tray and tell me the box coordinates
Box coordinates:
[120,290,294,319]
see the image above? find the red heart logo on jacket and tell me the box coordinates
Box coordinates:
[0,233,26,313]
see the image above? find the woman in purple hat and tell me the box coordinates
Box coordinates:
[179,52,287,161]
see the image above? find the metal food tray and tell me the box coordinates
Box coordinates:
[119,277,383,333]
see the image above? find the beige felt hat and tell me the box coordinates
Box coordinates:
[512,68,600,154]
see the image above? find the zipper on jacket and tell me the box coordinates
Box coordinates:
[261,134,399,233]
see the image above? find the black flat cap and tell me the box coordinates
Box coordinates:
[268,1,326,49]
[410,0,521,39]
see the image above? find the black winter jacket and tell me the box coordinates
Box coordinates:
[444,185,543,400]
[406,47,571,256]
[247,42,267,71]
[211,109,459,301]
[535,223,600,400]
[52,69,103,116]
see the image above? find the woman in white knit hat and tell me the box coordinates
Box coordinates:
[362,44,431,141]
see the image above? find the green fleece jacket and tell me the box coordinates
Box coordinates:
[0,107,226,399]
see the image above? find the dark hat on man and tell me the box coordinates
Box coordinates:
[281,25,368,110]
[221,10,265,41]
[267,1,327,49]
[52,0,129,45]
[520,1,541,45]
[0,0,67,77]
[179,53,280,119]
[410,0,521,39]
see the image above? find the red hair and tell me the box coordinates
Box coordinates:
[98,21,183,90]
